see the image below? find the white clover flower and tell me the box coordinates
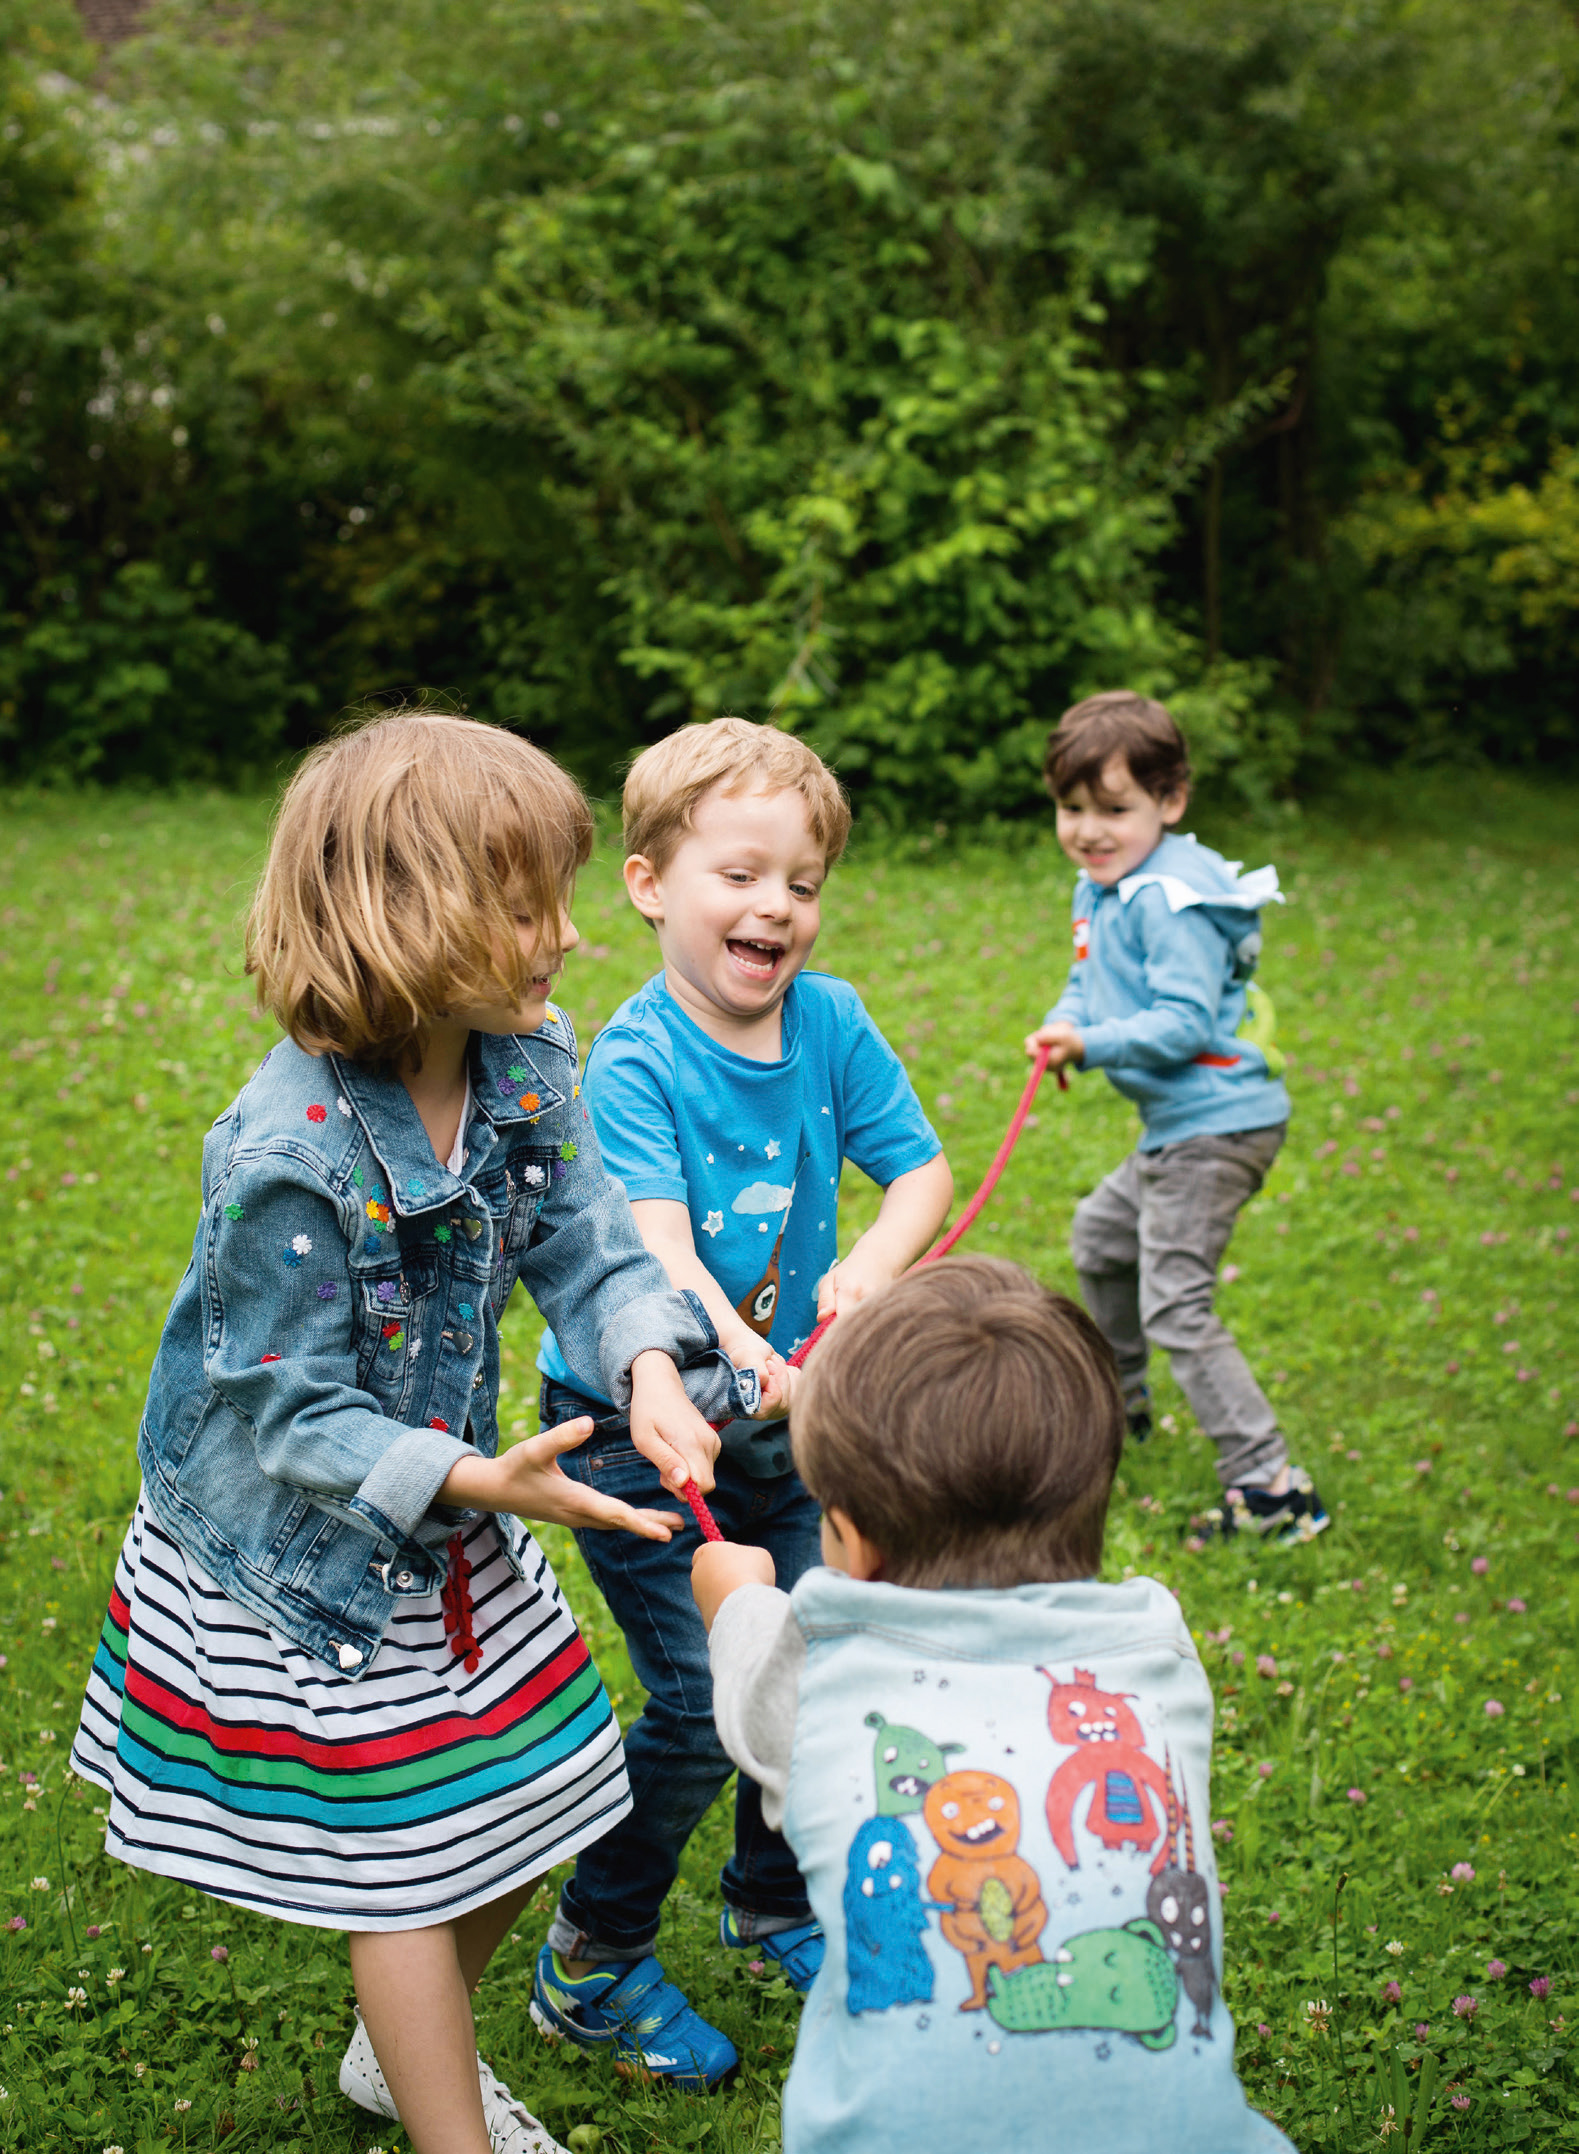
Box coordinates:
[107,1966,126,1986]
[65,1986,87,2010]
[30,1876,48,1892]
[1385,1939,1405,1957]
[174,2099,191,2114]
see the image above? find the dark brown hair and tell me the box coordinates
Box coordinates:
[792,1255,1125,1589]
[1044,690,1191,807]
[247,705,594,1067]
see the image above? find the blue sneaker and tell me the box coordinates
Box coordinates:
[529,1945,738,2091]
[719,1909,825,1991]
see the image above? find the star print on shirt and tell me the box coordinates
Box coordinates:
[765,1139,782,1159]
[702,1211,725,1238]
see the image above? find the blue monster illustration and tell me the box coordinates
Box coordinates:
[843,1814,935,2015]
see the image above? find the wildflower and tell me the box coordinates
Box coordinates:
[103,2145,125,2154]
[1506,1597,1528,1613]
[66,1986,87,2011]
[106,1966,125,1986]
[1530,1976,1551,1999]
[1470,1555,1489,1575]
[1268,1910,1282,1924]
[1451,2095,1471,2112]
[1451,1862,1476,1882]
[1484,1699,1505,1718]
[747,1959,765,1974]
[141,1944,152,1954]
[7,1918,24,1933]
[1304,1999,1332,2033]
[1347,1787,1367,1804]
[1486,1959,1507,1980]
[85,1925,101,1940]
[1257,2022,1271,2037]
[1398,1676,1413,1693]
[1383,1980,1402,2003]
[1212,1819,1234,1842]
[1385,1940,1405,1957]
[174,2101,191,2114]
[1377,2105,1399,2140]
[1437,1879,1455,1896]
[133,2062,145,2077]
[1452,1994,1479,2019]
[210,1944,228,1962]
[29,1877,48,1893]
[1256,1654,1277,1679]
[1414,2023,1430,2040]
[1257,1761,1274,1779]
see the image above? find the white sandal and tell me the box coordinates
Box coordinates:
[339,2014,571,2153]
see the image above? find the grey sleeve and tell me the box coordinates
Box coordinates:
[707,1583,806,1834]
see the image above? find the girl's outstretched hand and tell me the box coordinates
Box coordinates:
[441,1417,684,1541]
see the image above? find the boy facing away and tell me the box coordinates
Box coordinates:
[530,719,953,2086]
[1025,691,1326,1543]
[692,1257,1292,2154]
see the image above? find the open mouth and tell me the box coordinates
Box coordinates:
[960,1816,1004,1846]
[888,1773,929,1800]
[726,938,785,982]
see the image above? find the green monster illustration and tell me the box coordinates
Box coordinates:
[1235,982,1284,1076]
[985,1918,1180,2050]
[865,1713,964,1817]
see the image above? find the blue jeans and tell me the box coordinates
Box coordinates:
[541,1377,823,1961]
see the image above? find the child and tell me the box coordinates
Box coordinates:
[1024,691,1326,1543]
[69,709,757,2154]
[530,718,953,2086]
[692,1256,1294,2154]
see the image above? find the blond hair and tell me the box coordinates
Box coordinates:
[793,1256,1124,1588]
[623,718,852,871]
[246,706,594,1066]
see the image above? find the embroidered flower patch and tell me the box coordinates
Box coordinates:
[222,1202,244,1221]
[495,1076,516,1097]
[457,1302,474,1321]
[306,1104,328,1124]
[366,1201,390,1225]
[337,1097,352,1117]
[507,1064,528,1082]
[353,1166,365,1188]
[316,1283,337,1301]
[376,1281,398,1303]
[260,1352,282,1364]
[559,1140,578,1163]
[434,1223,452,1244]
[524,1165,545,1186]
[520,1092,540,1112]
[382,1323,405,1352]
[291,1234,312,1257]
[406,1178,426,1198]
[552,1160,567,1181]
[363,1234,382,1256]
[281,1245,304,1270]
[429,1417,450,1432]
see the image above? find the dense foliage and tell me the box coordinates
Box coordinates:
[2,0,1578,806]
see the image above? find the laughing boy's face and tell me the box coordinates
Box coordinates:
[625,782,826,1046]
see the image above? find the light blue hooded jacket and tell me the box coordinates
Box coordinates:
[1045,832,1290,1149]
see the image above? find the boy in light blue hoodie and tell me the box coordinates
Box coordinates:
[1025,691,1325,1544]
[693,1256,1294,2154]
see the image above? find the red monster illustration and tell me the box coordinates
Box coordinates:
[1041,1668,1173,1875]
[924,1770,1048,2011]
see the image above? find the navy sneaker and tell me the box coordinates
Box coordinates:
[1197,1467,1329,1546]
[529,1946,738,2091]
[1123,1382,1153,1443]
[719,1909,825,1991]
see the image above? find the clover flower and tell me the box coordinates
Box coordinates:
[1347,1787,1367,1804]
[1484,1699,1505,1718]
[66,1986,87,2011]
[1452,1994,1479,2020]
[1414,2023,1430,2040]
[174,2100,191,2114]
[1451,1862,1476,1882]
[1451,2095,1471,2112]
[210,1944,228,1962]
[1531,1976,1551,2000]
[29,1877,48,1893]
[1385,1940,1405,1957]
[1486,1959,1507,1980]
[106,1966,125,1986]
[1382,1980,1402,2003]
[1304,1999,1332,2033]
[1256,1654,1278,1679]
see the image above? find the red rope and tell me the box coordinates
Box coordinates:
[681,1048,1065,1541]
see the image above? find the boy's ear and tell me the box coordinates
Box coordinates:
[623,853,665,924]
[1160,784,1190,828]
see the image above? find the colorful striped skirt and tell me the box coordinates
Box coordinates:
[70,1494,631,1931]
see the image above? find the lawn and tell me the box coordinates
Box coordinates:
[1,771,1576,2153]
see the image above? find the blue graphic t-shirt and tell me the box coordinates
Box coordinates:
[538,971,940,1414]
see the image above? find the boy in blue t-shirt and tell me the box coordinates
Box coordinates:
[531,718,953,2088]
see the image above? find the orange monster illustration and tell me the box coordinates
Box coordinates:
[923,1770,1047,2010]
[1042,1668,1173,1875]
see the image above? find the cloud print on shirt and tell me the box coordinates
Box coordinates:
[731,1181,795,1216]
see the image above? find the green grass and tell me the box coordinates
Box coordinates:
[1,772,1576,2153]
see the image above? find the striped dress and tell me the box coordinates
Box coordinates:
[70,1498,631,1930]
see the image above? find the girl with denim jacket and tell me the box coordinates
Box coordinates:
[70,710,757,2154]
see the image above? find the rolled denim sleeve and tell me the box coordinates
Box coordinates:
[203,1154,470,1541]
[514,1041,756,1421]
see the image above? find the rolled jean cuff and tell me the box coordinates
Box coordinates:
[546,1904,656,1968]
[720,1904,813,1940]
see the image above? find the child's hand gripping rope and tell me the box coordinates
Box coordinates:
[682,1047,1066,1540]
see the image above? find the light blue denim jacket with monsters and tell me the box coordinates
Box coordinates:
[137,1012,756,1677]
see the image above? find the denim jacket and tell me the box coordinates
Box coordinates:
[137,1012,755,1676]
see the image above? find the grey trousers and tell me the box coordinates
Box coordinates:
[1070,1123,1288,1491]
